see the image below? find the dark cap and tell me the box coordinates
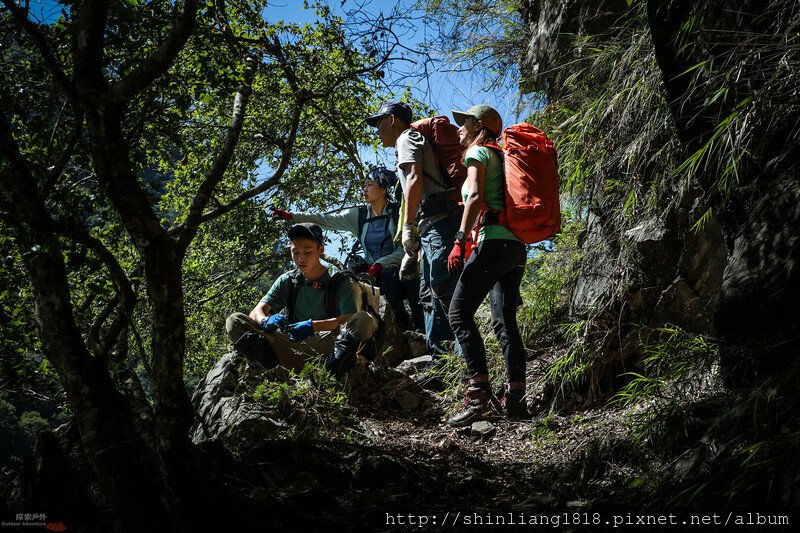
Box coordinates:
[287,223,323,245]
[365,101,412,127]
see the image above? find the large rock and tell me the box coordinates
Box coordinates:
[715,173,800,383]
[373,294,427,367]
[344,363,435,413]
[571,214,617,316]
[625,217,679,288]
[190,353,285,443]
[524,0,630,98]
[625,200,725,336]
[395,355,434,376]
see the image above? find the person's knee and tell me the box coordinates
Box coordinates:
[344,310,378,340]
[431,279,455,304]
[225,312,251,339]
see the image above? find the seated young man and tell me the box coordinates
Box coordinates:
[225,223,378,377]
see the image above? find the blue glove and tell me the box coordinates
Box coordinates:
[286,320,314,343]
[260,314,286,333]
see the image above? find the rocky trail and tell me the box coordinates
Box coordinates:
[189,343,643,532]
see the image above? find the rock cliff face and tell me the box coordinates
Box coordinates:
[646,0,800,384]
[521,0,799,388]
[713,171,800,383]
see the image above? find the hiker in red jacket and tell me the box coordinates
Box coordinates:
[445,105,529,426]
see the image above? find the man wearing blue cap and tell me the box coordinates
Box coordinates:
[365,101,460,361]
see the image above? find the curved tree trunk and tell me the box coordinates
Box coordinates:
[84,103,199,528]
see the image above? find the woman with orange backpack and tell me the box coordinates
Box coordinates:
[445,105,529,427]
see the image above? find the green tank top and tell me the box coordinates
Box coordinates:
[461,145,520,244]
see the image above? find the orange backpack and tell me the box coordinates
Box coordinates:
[410,116,467,203]
[482,123,561,244]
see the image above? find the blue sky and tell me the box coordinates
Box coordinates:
[262,1,531,259]
[26,0,527,124]
[265,1,527,128]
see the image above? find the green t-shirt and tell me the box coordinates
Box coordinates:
[260,269,356,322]
[462,145,520,243]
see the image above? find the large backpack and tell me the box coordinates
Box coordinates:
[410,116,467,203]
[481,123,561,244]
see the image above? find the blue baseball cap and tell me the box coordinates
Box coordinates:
[365,101,412,127]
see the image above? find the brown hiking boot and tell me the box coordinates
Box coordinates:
[447,386,492,427]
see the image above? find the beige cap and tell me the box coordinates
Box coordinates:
[452,105,503,136]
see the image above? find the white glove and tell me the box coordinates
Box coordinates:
[399,250,419,280]
[402,223,420,255]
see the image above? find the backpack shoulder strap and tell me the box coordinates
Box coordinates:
[387,201,401,228]
[349,205,369,257]
[286,269,303,323]
[410,123,453,191]
[325,270,356,318]
[480,141,503,152]
[357,204,369,237]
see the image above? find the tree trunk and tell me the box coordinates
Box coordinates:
[85,101,198,528]
[0,166,166,531]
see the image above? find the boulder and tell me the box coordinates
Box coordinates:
[395,355,434,376]
[373,298,427,367]
[571,215,617,316]
[190,353,285,443]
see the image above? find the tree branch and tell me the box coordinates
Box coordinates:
[57,218,136,309]
[42,111,84,196]
[72,0,111,101]
[307,100,364,177]
[1,0,80,106]
[53,217,139,358]
[197,98,304,223]
[89,293,119,354]
[109,0,199,103]
[175,56,257,253]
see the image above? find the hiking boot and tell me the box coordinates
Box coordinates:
[502,390,530,419]
[325,331,360,379]
[447,386,492,427]
[358,336,379,362]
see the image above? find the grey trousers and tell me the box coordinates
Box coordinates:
[225,311,378,372]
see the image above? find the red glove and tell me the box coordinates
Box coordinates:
[447,239,467,274]
[368,262,382,279]
[270,208,293,221]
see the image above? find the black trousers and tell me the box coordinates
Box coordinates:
[381,264,424,331]
[448,239,527,383]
